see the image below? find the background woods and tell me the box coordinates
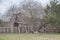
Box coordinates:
[0,0,60,34]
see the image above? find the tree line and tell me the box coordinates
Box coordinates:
[0,0,60,33]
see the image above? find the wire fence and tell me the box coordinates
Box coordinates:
[0,27,33,34]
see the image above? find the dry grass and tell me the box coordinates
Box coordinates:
[0,34,60,40]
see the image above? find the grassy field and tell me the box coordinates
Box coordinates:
[0,34,60,40]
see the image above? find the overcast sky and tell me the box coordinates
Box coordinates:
[0,0,50,17]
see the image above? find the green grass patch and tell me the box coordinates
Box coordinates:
[0,34,60,40]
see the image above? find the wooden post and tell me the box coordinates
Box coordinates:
[18,27,20,34]
[18,25,21,34]
[4,27,5,33]
[11,27,13,33]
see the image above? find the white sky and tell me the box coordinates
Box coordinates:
[0,0,50,17]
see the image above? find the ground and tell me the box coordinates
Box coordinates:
[0,34,60,40]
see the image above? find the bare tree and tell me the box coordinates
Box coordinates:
[3,0,46,33]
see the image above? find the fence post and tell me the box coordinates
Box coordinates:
[3,27,5,33]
